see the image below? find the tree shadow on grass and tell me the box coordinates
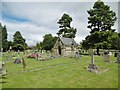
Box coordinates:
[0,76,7,84]
[2,76,7,79]
[1,81,7,83]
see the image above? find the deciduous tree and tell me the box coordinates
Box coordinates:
[13,31,27,51]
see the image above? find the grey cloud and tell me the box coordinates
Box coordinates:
[2,2,118,46]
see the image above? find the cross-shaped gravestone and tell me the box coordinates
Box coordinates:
[88,49,97,72]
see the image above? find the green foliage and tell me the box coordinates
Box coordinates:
[113,33,120,50]
[87,1,117,33]
[7,41,13,49]
[0,23,8,51]
[82,31,118,50]
[82,1,117,53]
[35,43,40,50]
[13,31,27,51]
[42,34,58,51]
[0,23,2,49]
[13,44,25,51]
[57,13,77,38]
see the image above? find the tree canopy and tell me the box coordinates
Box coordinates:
[57,13,77,38]
[13,31,27,51]
[87,1,117,33]
[0,23,8,51]
[41,34,57,51]
[113,33,120,50]
[82,1,117,54]
[0,23,2,50]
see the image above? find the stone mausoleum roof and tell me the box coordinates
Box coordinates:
[59,37,78,46]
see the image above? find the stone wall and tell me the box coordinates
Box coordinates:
[53,46,78,57]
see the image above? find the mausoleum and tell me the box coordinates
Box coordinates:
[53,37,79,57]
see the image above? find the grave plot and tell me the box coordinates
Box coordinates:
[26,51,53,61]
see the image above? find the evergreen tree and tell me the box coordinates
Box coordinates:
[83,1,117,54]
[0,24,8,51]
[87,1,117,33]
[57,13,77,38]
[0,23,2,50]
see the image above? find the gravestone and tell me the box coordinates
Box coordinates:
[103,51,110,62]
[75,52,80,60]
[116,52,120,63]
[87,49,97,72]
[7,50,13,61]
[14,50,21,64]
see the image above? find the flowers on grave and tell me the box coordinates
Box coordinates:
[27,53,41,59]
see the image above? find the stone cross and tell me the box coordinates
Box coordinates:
[88,49,97,72]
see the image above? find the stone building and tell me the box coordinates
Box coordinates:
[53,37,79,57]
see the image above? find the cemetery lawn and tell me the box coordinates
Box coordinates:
[1,53,118,88]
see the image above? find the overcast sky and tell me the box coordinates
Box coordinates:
[0,0,119,46]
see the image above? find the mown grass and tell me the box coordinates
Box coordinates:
[1,52,118,88]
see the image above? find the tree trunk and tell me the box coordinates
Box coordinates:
[97,47,100,55]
